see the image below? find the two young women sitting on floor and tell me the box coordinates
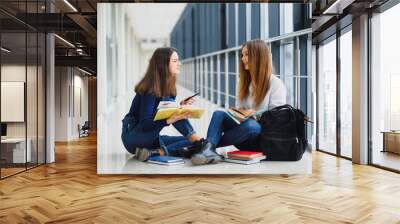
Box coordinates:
[121,39,286,165]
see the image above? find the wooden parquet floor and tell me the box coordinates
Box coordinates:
[1,134,400,224]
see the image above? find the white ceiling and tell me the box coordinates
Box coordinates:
[126,3,187,40]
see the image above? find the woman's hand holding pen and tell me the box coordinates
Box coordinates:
[179,92,199,106]
[179,98,195,106]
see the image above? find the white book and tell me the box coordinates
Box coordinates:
[147,160,185,166]
[223,156,266,165]
[225,109,241,124]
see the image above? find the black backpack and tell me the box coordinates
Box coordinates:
[259,104,311,161]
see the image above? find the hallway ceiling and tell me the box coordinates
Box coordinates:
[312,0,391,43]
[126,3,186,48]
[1,0,315,74]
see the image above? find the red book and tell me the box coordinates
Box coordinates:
[227,151,263,160]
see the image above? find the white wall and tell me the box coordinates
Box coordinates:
[71,73,89,138]
[54,67,89,141]
[1,66,26,136]
[139,49,154,76]
[55,67,68,141]
[1,65,42,138]
[98,4,146,172]
[1,64,46,163]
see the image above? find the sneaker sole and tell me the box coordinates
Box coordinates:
[210,156,221,164]
[134,148,140,159]
[191,154,208,165]
[136,148,150,162]
[191,154,221,165]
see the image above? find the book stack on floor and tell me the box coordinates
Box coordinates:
[224,151,266,165]
[147,156,185,166]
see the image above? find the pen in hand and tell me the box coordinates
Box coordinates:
[180,92,199,105]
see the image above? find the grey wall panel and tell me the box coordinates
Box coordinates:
[220,54,226,107]
[271,42,280,75]
[238,3,246,45]
[251,3,261,40]
[200,4,206,55]
[268,4,280,38]
[228,3,236,48]
[220,4,227,49]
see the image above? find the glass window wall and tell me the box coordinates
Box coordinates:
[0,1,46,179]
[370,4,400,171]
[317,36,337,155]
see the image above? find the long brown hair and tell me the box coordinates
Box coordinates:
[135,47,177,97]
[238,39,273,108]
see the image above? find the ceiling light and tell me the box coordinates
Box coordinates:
[1,47,11,53]
[78,67,92,76]
[322,0,341,14]
[63,0,78,12]
[54,34,75,48]
[322,0,353,15]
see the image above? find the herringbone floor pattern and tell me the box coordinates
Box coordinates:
[1,134,400,223]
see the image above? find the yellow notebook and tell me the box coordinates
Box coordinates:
[154,107,205,121]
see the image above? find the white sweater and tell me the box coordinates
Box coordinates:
[236,74,287,111]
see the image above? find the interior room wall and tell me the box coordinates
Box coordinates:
[54,67,89,141]
[54,66,69,141]
[1,63,45,164]
[1,65,38,138]
[71,72,89,138]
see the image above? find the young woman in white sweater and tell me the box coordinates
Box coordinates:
[191,39,287,165]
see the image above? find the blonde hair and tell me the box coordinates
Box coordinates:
[238,39,272,107]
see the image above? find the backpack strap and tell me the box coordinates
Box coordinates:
[271,104,294,111]
[269,104,297,123]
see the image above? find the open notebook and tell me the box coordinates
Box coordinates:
[154,101,205,121]
[225,108,266,124]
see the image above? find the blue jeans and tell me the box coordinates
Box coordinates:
[206,110,262,151]
[121,116,196,156]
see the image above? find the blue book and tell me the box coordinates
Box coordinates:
[147,156,184,165]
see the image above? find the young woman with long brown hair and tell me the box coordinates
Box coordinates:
[191,39,287,165]
[121,47,203,161]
